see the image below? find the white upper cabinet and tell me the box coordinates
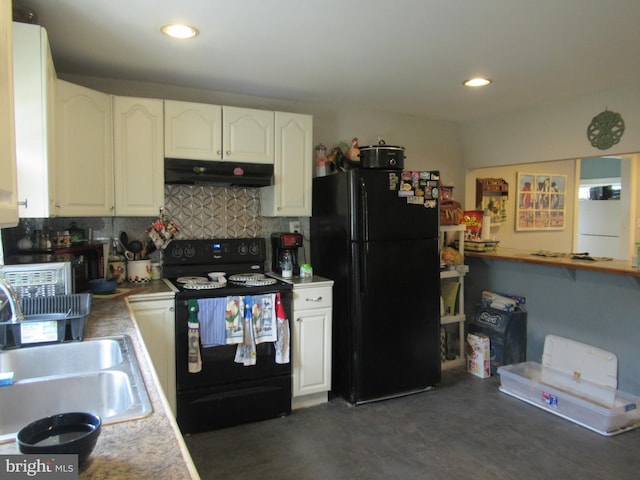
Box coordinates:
[261,112,313,217]
[113,96,164,216]
[13,22,56,218]
[56,82,163,217]
[56,80,114,216]
[0,8,18,228]
[164,102,274,165]
[222,106,274,164]
[164,100,222,160]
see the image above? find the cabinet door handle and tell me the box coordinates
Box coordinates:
[306,296,322,302]
[226,150,232,156]
[296,318,302,322]
[17,199,28,208]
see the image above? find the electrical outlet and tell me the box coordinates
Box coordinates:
[289,221,302,233]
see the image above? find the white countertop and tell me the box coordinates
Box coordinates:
[267,273,334,287]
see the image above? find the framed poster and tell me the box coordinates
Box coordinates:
[516,173,566,231]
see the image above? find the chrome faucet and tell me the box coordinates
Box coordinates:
[0,277,24,323]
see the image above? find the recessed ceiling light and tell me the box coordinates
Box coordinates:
[161,24,199,39]
[464,77,492,87]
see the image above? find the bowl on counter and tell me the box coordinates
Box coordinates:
[88,278,118,295]
[17,411,102,464]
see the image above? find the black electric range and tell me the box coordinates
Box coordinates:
[163,238,293,434]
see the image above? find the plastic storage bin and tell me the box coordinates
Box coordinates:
[498,335,640,436]
[498,362,640,436]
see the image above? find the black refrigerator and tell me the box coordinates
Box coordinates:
[311,168,441,404]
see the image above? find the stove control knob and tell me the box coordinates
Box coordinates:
[184,245,196,258]
[249,242,260,255]
[171,246,184,258]
[238,243,248,255]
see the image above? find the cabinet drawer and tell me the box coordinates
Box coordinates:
[293,286,332,311]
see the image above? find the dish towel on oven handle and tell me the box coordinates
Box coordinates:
[197,298,227,347]
[225,296,244,344]
[234,296,257,366]
[252,294,277,344]
[275,292,290,364]
[187,299,202,373]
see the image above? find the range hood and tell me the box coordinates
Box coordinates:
[164,158,273,187]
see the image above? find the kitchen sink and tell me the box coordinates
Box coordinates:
[0,337,124,381]
[0,335,152,443]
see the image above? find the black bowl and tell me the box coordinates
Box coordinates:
[17,412,102,464]
[88,278,118,295]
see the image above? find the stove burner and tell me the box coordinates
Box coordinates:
[228,273,266,283]
[243,278,277,287]
[177,276,209,284]
[182,281,226,290]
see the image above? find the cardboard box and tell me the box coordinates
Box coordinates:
[467,332,490,378]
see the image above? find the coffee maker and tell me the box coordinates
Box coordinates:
[271,233,303,275]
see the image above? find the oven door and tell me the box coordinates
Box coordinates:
[174,290,292,392]
[174,289,293,434]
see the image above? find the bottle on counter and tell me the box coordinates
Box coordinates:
[281,251,293,278]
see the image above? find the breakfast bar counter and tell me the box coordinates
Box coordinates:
[466,246,640,277]
[0,281,200,479]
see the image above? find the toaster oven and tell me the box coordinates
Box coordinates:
[0,262,73,298]
[3,243,106,293]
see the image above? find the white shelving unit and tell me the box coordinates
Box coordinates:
[440,224,469,369]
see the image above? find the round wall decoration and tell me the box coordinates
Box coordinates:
[586,109,625,150]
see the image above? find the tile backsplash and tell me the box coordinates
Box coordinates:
[164,185,263,239]
[2,185,309,270]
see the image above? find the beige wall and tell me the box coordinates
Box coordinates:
[460,81,640,255]
[464,159,576,252]
[460,82,640,168]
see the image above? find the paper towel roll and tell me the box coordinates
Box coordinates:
[481,215,491,240]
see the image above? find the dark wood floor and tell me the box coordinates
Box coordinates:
[184,368,640,479]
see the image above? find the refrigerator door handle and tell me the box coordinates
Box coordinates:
[360,178,369,242]
[360,243,368,296]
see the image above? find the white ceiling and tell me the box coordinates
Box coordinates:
[13,0,640,123]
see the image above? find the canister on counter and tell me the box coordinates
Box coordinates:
[109,261,126,284]
[299,263,313,278]
[151,262,162,280]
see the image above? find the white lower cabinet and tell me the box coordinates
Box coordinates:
[128,296,176,416]
[291,280,333,409]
